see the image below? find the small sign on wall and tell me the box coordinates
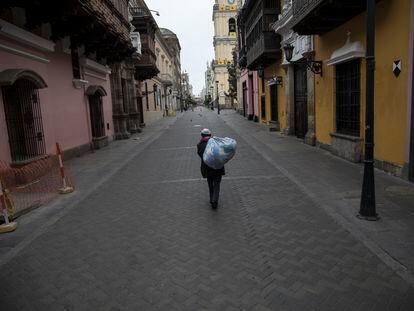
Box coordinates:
[393,60,401,77]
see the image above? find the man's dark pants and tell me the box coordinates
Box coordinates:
[207,175,222,204]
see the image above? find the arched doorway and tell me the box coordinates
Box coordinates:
[86,86,108,149]
[2,76,46,162]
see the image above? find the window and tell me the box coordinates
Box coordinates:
[145,82,149,110]
[71,48,81,79]
[336,60,361,136]
[2,79,46,162]
[121,79,128,113]
[153,85,157,110]
[229,18,236,34]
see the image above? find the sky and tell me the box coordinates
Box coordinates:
[146,0,215,96]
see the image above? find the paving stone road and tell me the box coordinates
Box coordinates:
[1,108,414,310]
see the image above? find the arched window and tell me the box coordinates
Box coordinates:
[86,86,107,139]
[229,18,236,34]
[2,78,46,162]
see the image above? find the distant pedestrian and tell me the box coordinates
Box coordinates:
[197,128,225,209]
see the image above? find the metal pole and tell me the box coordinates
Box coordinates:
[216,81,220,114]
[359,0,378,220]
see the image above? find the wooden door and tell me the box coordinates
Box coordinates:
[294,65,308,139]
[242,81,247,117]
[270,84,278,122]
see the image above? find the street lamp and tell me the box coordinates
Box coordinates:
[210,86,214,110]
[215,80,220,115]
[283,44,323,76]
[359,0,379,220]
[149,9,160,16]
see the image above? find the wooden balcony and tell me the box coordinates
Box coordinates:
[134,48,159,81]
[130,2,159,81]
[239,0,282,70]
[160,73,173,87]
[0,0,134,64]
[239,46,247,68]
[246,32,281,70]
[292,0,383,35]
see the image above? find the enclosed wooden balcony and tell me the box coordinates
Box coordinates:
[239,0,282,71]
[246,32,281,70]
[239,46,247,68]
[0,0,134,64]
[130,2,159,81]
[292,0,383,35]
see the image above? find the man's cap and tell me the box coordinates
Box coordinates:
[201,128,211,135]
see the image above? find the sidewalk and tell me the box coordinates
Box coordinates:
[0,114,181,265]
[220,109,414,285]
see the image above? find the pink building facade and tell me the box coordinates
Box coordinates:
[0,0,135,165]
[240,69,259,122]
[0,22,113,163]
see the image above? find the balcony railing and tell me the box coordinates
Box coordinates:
[108,0,129,21]
[246,32,281,69]
[130,6,151,18]
[161,73,173,81]
[292,0,382,35]
[292,0,321,19]
[239,46,247,68]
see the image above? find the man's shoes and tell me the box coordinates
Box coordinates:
[211,202,218,209]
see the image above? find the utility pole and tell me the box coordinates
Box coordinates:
[359,0,379,220]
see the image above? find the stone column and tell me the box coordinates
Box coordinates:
[305,68,316,146]
[125,61,140,133]
[111,63,130,140]
[283,64,295,135]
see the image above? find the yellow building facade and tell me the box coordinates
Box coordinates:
[258,63,287,131]
[248,0,414,180]
[311,0,413,177]
[212,0,238,107]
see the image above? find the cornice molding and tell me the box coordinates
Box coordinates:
[80,58,112,75]
[327,33,365,66]
[0,19,55,52]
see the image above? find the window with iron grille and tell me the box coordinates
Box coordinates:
[145,82,149,110]
[336,60,361,136]
[153,85,157,110]
[71,48,81,79]
[121,78,128,113]
[2,79,46,162]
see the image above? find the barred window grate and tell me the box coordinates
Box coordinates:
[336,60,361,137]
[2,79,46,162]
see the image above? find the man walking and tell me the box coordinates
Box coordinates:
[197,129,225,209]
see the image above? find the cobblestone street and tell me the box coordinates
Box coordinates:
[1,108,414,310]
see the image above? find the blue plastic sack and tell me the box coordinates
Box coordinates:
[203,137,237,169]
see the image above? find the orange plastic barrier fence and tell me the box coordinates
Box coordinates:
[0,155,74,220]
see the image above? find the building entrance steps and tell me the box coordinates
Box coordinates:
[0,108,413,310]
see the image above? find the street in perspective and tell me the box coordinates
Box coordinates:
[1,0,414,310]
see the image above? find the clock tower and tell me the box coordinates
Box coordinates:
[212,0,238,107]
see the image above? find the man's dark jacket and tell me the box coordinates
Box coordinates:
[197,139,225,178]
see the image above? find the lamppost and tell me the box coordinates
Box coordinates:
[210,86,214,110]
[283,44,323,76]
[149,9,160,16]
[359,0,379,220]
[215,80,220,115]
